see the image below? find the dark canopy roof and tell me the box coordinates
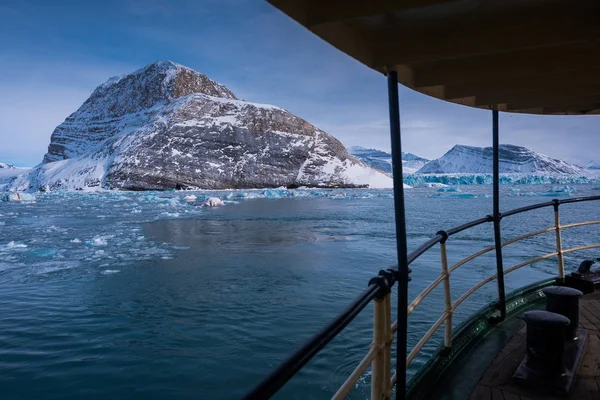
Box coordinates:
[267,0,600,115]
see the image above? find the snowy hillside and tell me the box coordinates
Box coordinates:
[348,146,429,174]
[585,161,600,170]
[0,167,31,192]
[12,61,391,191]
[417,144,583,175]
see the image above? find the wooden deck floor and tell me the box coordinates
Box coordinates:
[470,291,600,400]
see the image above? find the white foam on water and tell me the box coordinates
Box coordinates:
[101,269,121,275]
[4,241,27,249]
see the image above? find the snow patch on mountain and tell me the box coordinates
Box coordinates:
[417,144,583,175]
[0,167,32,192]
[347,146,429,174]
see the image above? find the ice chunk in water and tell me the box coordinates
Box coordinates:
[547,185,575,194]
[414,182,450,189]
[437,186,460,192]
[101,270,120,275]
[5,241,27,248]
[202,197,224,207]
[1,192,36,202]
[87,237,108,246]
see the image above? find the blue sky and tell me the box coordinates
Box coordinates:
[0,0,598,167]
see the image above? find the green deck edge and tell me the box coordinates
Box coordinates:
[406,278,557,400]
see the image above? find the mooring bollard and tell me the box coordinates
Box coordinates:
[522,310,570,377]
[543,286,584,341]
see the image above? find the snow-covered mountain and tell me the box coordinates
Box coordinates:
[348,146,430,174]
[0,162,14,169]
[417,144,583,175]
[585,161,600,170]
[12,61,391,191]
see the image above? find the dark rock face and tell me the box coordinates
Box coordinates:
[16,61,389,191]
[43,61,236,164]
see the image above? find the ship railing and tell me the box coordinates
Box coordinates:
[242,195,600,400]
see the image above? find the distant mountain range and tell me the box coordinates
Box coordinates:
[347,146,430,174]
[349,144,591,175]
[418,144,583,174]
[586,161,600,170]
[0,162,14,169]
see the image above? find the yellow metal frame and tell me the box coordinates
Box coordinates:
[332,214,600,400]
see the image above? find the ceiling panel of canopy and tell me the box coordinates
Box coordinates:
[268,0,600,115]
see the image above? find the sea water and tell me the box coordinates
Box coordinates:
[1,185,599,399]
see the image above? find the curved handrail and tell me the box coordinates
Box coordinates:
[243,195,600,400]
[241,283,382,400]
[401,214,600,373]
[407,234,444,265]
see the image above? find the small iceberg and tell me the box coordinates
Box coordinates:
[437,186,461,193]
[202,197,225,207]
[414,183,450,189]
[1,192,36,203]
[183,194,197,202]
[547,185,576,194]
[101,270,121,275]
[3,241,28,249]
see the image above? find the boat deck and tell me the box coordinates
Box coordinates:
[470,291,600,400]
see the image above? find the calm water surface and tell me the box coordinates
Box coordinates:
[1,185,599,399]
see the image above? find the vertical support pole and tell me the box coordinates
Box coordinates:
[553,200,565,279]
[382,293,392,399]
[387,70,409,400]
[492,109,507,320]
[440,241,453,348]
[372,298,385,400]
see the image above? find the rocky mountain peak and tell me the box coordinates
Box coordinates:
[85,60,237,116]
[20,61,390,191]
[43,61,237,163]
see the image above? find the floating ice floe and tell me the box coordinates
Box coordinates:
[87,236,108,246]
[183,194,197,202]
[1,192,36,203]
[547,185,576,194]
[437,186,461,193]
[202,197,225,207]
[2,241,28,249]
[428,192,490,199]
[413,182,450,189]
[101,270,120,275]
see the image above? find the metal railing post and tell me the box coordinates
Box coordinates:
[492,109,507,320]
[387,69,409,400]
[382,293,392,399]
[553,200,565,279]
[439,237,453,348]
[372,297,386,400]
